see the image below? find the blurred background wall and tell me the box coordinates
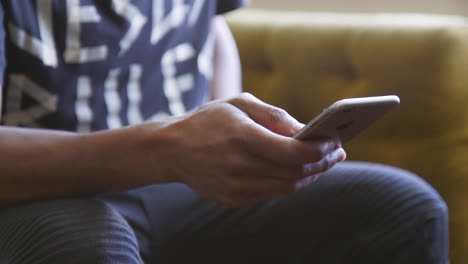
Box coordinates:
[250,0,468,16]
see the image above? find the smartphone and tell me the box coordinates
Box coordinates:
[293,95,400,145]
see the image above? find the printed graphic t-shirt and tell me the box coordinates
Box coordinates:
[0,0,245,132]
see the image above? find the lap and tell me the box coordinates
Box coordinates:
[0,199,143,264]
[100,161,448,264]
[0,162,447,263]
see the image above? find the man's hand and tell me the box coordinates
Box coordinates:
[146,93,346,208]
[0,93,344,207]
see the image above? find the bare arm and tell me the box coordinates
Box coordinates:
[0,119,177,206]
[211,16,242,100]
[0,92,344,209]
[0,83,177,205]
[0,17,245,206]
[0,20,345,208]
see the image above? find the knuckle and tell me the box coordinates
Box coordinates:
[231,92,254,105]
[239,92,255,100]
[303,160,327,176]
[317,156,333,173]
[268,107,288,124]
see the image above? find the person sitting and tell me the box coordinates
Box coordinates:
[0,1,448,263]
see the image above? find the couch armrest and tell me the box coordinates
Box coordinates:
[227,9,468,263]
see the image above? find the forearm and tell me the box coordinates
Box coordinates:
[0,121,175,206]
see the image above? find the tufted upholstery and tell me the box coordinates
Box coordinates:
[227,9,468,264]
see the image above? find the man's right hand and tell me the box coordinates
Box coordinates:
[141,93,346,208]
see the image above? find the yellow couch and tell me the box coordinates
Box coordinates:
[227,9,468,264]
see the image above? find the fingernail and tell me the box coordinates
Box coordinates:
[332,148,347,163]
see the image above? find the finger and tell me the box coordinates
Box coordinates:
[302,148,347,176]
[294,148,346,191]
[244,128,338,165]
[238,149,345,195]
[295,174,323,191]
[220,149,347,208]
[223,95,338,165]
[229,93,304,137]
[236,147,346,183]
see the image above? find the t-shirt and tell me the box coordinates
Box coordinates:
[0,0,245,132]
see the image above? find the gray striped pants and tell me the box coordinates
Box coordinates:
[0,162,449,263]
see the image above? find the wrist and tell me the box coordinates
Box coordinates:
[76,118,181,190]
[116,116,185,185]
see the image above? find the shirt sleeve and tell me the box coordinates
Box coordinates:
[0,5,6,86]
[216,0,248,14]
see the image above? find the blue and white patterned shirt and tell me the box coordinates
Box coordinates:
[0,0,245,132]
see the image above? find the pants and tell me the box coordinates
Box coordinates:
[0,162,449,264]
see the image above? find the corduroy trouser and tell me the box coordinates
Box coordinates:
[0,162,449,264]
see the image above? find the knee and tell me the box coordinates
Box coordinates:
[372,163,448,221]
[401,171,449,244]
[0,199,142,264]
[371,165,449,262]
[333,162,449,231]
[385,164,448,222]
[335,162,450,262]
[406,178,449,244]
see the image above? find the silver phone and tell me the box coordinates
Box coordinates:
[293,95,400,145]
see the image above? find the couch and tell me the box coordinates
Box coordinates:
[227,9,468,264]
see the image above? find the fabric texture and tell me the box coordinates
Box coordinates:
[226,10,468,263]
[98,162,449,264]
[0,162,448,263]
[0,0,244,131]
[0,199,143,264]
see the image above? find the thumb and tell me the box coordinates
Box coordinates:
[229,93,304,137]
